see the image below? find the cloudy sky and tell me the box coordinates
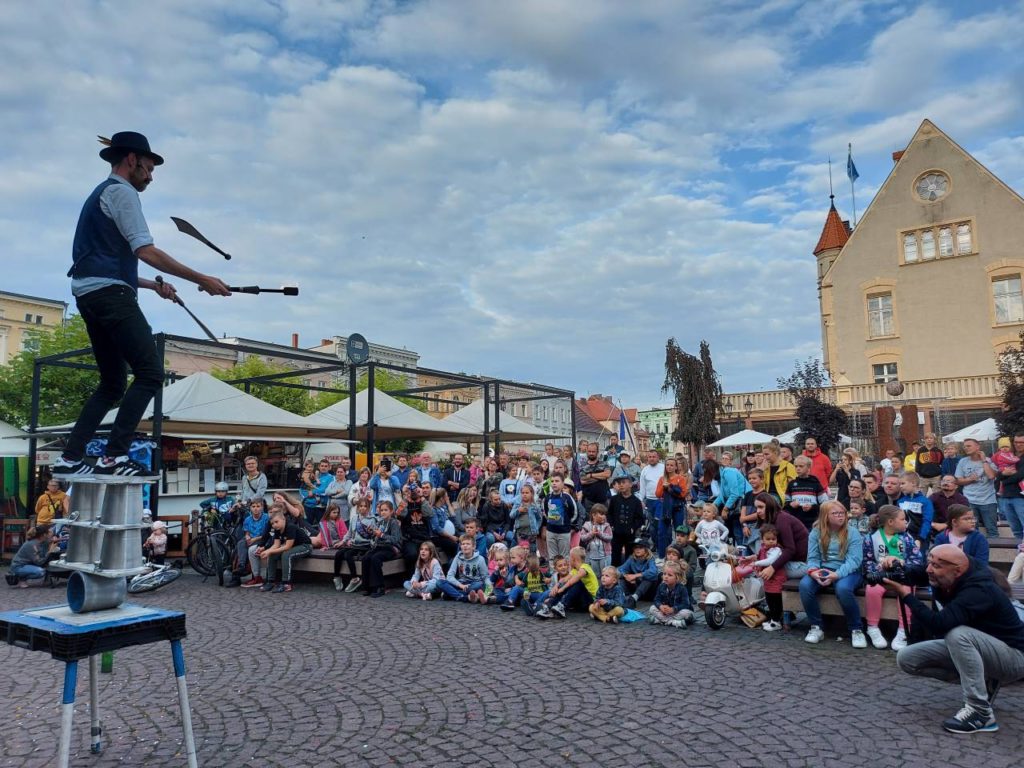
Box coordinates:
[4,0,1024,408]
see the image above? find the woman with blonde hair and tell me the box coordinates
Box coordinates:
[799,501,866,648]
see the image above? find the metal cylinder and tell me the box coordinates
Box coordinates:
[100,484,144,527]
[67,572,127,613]
[70,483,106,523]
[99,530,143,572]
[65,525,99,565]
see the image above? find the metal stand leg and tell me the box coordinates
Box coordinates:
[58,660,78,768]
[171,639,199,768]
[89,654,102,754]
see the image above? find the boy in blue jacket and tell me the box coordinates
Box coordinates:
[618,538,659,608]
[898,472,936,551]
[648,562,694,627]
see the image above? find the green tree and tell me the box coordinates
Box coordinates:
[0,314,95,428]
[996,329,1024,437]
[777,357,847,454]
[211,357,310,415]
[661,338,723,450]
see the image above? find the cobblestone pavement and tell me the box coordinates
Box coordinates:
[0,572,1021,767]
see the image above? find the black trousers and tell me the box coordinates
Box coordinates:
[362,547,399,590]
[611,532,634,567]
[333,547,367,578]
[432,535,458,561]
[766,592,784,623]
[66,286,163,459]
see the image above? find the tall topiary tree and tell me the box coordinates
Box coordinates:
[662,338,723,452]
[777,357,847,454]
[996,329,1024,437]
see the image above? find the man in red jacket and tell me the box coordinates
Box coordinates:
[802,437,832,493]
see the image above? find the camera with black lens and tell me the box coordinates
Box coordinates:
[865,560,906,586]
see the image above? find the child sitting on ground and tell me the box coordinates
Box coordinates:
[490,547,522,607]
[535,547,598,619]
[737,524,786,631]
[647,562,694,627]
[589,566,627,623]
[144,520,169,565]
[517,554,551,614]
[580,503,613,574]
[439,534,490,603]
[670,525,700,587]
[618,538,659,608]
[527,556,569,615]
[404,541,444,600]
[511,483,542,554]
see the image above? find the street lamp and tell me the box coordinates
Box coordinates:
[744,397,753,419]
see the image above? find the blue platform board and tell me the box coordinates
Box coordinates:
[0,603,186,662]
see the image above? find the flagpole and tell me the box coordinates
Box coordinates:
[849,142,857,227]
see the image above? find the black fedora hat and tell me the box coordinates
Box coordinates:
[98,131,164,165]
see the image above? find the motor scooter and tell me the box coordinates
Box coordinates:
[699,542,766,629]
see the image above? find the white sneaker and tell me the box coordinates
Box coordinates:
[851,629,867,649]
[344,577,362,593]
[762,620,782,632]
[891,629,908,651]
[333,577,344,592]
[866,626,888,649]
[804,625,824,644]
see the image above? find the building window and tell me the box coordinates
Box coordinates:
[902,220,974,264]
[872,363,899,384]
[902,233,918,263]
[867,293,894,338]
[920,229,935,260]
[993,276,1024,325]
[938,226,954,257]
[24,313,32,322]
[35,315,43,325]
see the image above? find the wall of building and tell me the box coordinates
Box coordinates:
[0,292,66,365]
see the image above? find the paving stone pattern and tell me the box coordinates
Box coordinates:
[0,573,1021,767]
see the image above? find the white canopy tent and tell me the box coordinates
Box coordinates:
[0,420,33,457]
[943,417,999,443]
[774,427,853,445]
[708,429,776,448]
[36,372,352,443]
[305,388,480,441]
[440,398,561,442]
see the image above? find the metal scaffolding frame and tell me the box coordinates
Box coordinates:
[27,333,575,513]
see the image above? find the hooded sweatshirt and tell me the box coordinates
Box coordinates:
[904,558,1024,651]
[446,551,490,585]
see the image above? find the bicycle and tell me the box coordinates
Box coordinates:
[186,508,235,579]
[128,559,183,594]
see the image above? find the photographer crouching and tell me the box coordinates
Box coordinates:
[886,543,1024,734]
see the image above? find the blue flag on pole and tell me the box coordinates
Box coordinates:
[847,145,859,183]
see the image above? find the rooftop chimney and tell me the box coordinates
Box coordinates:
[291,333,299,349]
[892,150,905,163]
[321,338,331,346]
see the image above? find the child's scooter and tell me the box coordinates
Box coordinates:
[699,542,765,630]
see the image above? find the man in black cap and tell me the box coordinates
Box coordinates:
[54,132,231,476]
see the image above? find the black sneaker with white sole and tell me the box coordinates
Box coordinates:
[94,456,151,476]
[942,705,998,734]
[52,456,93,476]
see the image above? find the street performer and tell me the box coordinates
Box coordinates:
[53,131,230,476]
[887,543,1024,734]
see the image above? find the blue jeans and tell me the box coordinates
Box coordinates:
[493,585,523,606]
[799,572,863,632]
[438,579,484,601]
[970,503,999,538]
[998,497,1024,540]
[11,563,46,581]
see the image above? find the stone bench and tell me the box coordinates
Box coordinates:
[291,548,450,581]
[779,577,928,622]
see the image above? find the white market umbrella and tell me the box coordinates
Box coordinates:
[775,427,852,445]
[708,428,775,448]
[943,418,999,443]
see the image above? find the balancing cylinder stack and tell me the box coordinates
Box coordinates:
[57,476,151,613]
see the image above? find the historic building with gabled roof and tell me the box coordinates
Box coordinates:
[818,119,1024,387]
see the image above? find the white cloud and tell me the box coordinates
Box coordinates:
[1,0,1023,408]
